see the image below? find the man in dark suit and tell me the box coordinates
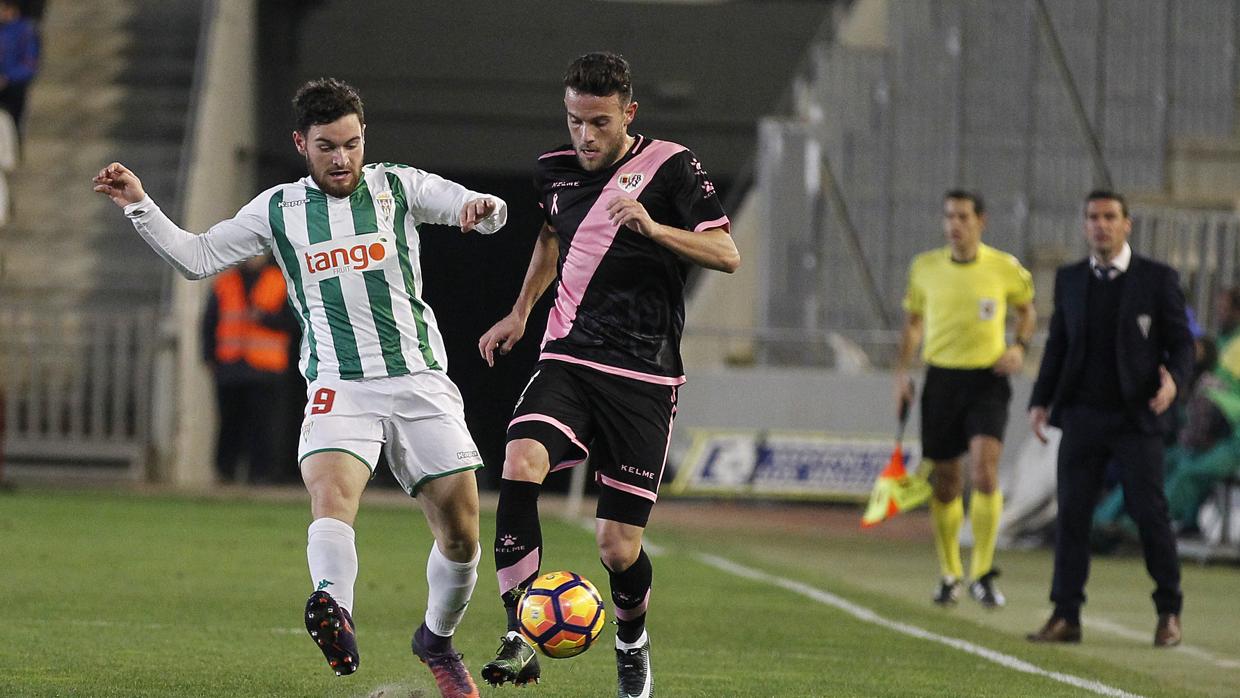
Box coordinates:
[1027,190,1192,648]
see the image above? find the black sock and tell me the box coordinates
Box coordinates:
[495,478,542,631]
[606,547,652,644]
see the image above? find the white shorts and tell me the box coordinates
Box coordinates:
[297,371,482,496]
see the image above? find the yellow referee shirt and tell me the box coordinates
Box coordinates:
[903,243,1034,369]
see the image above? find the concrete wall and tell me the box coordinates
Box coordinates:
[158,0,259,486]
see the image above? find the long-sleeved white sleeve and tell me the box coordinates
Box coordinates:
[123,195,272,280]
[404,168,508,234]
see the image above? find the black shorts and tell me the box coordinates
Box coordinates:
[919,365,1011,460]
[507,359,678,527]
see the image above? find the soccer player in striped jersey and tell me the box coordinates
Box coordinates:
[93,78,503,698]
[477,53,740,698]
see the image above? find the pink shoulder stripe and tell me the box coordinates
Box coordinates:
[543,139,688,344]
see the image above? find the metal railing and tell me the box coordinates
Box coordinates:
[1132,208,1240,330]
[1,308,158,477]
[747,0,1240,364]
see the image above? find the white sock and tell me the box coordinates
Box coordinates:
[307,517,358,613]
[616,629,648,651]
[424,541,480,637]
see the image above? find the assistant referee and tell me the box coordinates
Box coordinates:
[895,190,1036,609]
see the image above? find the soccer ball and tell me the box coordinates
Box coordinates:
[518,570,606,658]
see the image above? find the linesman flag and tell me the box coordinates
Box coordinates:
[861,379,932,527]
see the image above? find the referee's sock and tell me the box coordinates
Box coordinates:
[969,490,1003,579]
[931,496,964,581]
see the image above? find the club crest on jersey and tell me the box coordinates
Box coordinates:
[375,191,394,221]
[616,172,644,192]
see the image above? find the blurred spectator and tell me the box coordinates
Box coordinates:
[202,255,298,484]
[1095,287,1240,538]
[0,0,38,139]
[1165,287,1240,532]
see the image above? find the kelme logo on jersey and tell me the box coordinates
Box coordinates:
[303,232,393,278]
[616,172,644,192]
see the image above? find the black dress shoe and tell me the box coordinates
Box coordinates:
[1026,616,1082,643]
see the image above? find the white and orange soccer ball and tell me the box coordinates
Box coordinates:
[517,571,607,658]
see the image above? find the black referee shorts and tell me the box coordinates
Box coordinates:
[507,359,678,528]
[919,365,1011,461]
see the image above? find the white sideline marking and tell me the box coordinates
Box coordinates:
[1087,617,1240,670]
[697,554,1146,698]
[52,618,307,635]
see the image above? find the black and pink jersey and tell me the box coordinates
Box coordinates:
[536,134,730,385]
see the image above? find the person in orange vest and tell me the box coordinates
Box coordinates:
[202,254,298,483]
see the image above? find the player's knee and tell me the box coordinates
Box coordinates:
[502,439,550,482]
[971,469,999,494]
[307,486,359,523]
[596,522,642,572]
[932,472,962,501]
[598,539,640,572]
[437,534,480,562]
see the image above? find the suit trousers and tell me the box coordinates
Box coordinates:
[1052,404,1182,617]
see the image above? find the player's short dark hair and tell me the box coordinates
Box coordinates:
[943,189,985,216]
[563,52,633,103]
[292,78,365,134]
[1085,189,1129,218]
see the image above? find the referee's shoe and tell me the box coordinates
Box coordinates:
[969,569,1006,608]
[933,577,961,606]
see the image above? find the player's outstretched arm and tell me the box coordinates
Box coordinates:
[92,161,270,280]
[479,223,559,367]
[407,168,508,234]
[92,162,147,208]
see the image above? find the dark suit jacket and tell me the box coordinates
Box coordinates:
[1029,254,1194,434]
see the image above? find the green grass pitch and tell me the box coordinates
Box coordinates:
[3,488,1237,697]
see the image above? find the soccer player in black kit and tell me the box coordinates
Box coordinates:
[476,52,740,697]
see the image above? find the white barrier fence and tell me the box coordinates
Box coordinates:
[1,308,158,478]
[1132,209,1240,331]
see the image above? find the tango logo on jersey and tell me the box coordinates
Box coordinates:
[616,172,644,192]
[303,232,392,278]
[376,191,394,221]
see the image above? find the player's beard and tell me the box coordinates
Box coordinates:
[577,138,627,172]
[307,157,361,198]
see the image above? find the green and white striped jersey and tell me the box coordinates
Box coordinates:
[125,163,508,381]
